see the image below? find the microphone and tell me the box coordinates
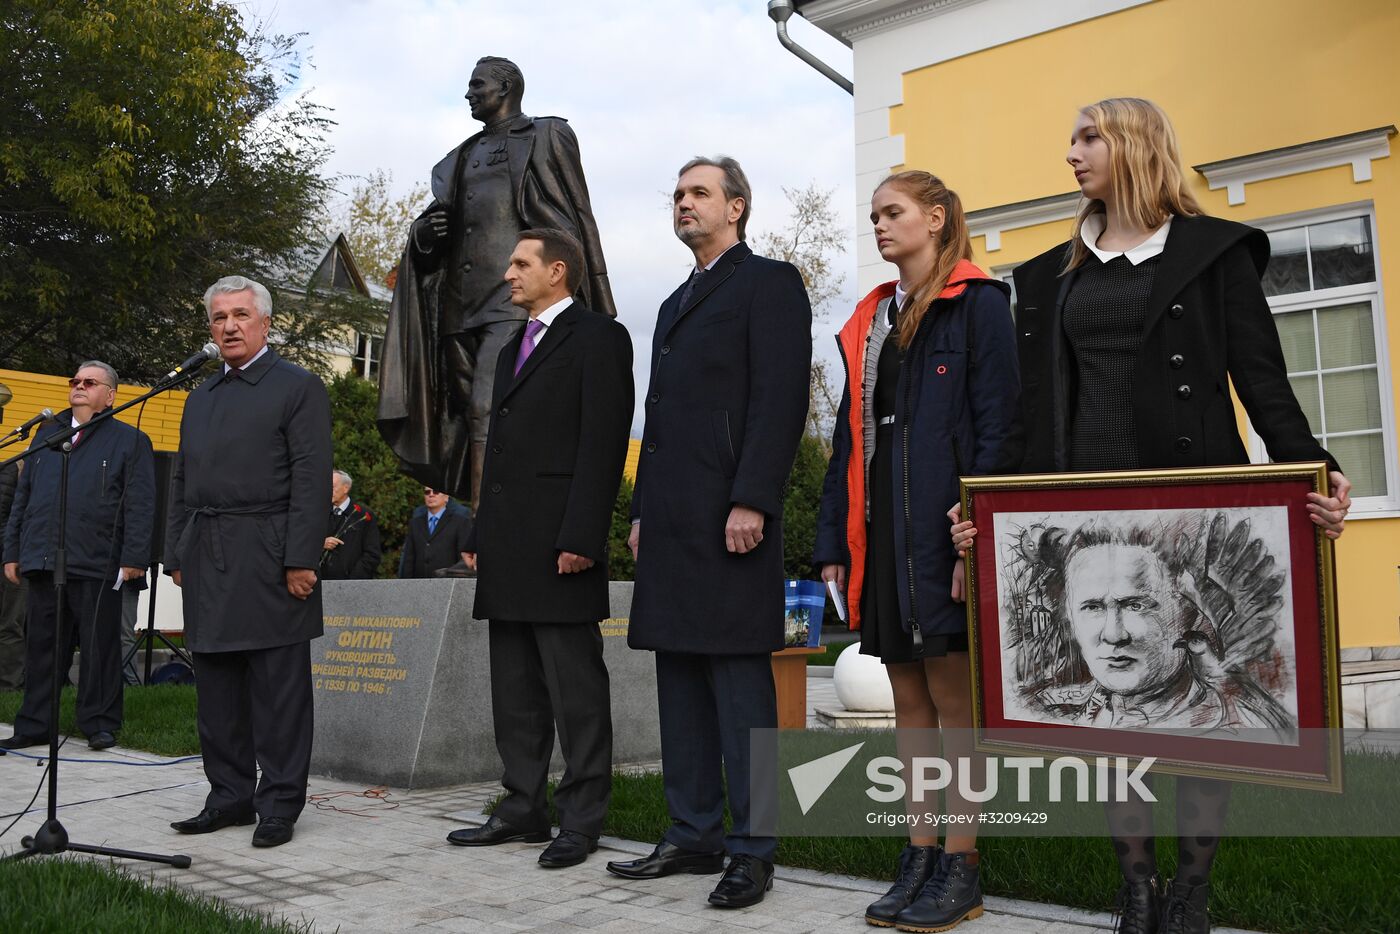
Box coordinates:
[5,408,55,439]
[162,343,221,381]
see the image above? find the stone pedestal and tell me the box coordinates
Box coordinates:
[310,579,658,788]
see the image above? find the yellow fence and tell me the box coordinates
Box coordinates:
[0,368,188,452]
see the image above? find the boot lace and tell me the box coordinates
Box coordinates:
[917,852,956,906]
[1112,881,1154,934]
[1162,891,1194,933]
[887,846,935,897]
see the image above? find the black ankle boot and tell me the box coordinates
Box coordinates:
[893,850,982,933]
[1160,878,1210,933]
[1112,874,1162,934]
[865,844,941,927]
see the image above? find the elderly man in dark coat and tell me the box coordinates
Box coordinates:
[166,275,333,849]
[605,157,810,909]
[445,228,632,869]
[378,55,615,508]
[2,361,155,750]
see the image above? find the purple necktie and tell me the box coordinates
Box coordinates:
[513,318,546,376]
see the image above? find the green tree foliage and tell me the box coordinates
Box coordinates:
[608,476,636,582]
[325,372,423,578]
[752,183,849,446]
[782,434,829,584]
[338,169,429,292]
[0,0,376,382]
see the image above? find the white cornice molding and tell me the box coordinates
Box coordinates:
[797,0,982,43]
[966,192,1081,252]
[1193,126,1396,206]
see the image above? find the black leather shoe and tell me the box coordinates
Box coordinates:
[1160,878,1210,934]
[538,829,598,868]
[606,840,726,879]
[252,816,295,848]
[1112,875,1162,934]
[446,814,552,847]
[170,807,256,834]
[895,850,983,932]
[87,731,116,750]
[707,854,774,909]
[1,734,47,750]
[867,844,942,926]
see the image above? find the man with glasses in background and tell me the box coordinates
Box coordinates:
[1,361,155,751]
[398,486,473,579]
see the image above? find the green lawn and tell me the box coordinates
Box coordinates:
[808,639,855,666]
[0,858,311,933]
[0,685,200,757]
[581,767,1399,934]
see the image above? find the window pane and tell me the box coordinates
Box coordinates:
[1273,309,1316,372]
[1321,368,1382,433]
[1288,374,1322,433]
[1309,217,1376,290]
[1263,226,1309,296]
[1325,432,1388,498]
[1316,302,1376,368]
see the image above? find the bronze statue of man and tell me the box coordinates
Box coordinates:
[378,56,616,505]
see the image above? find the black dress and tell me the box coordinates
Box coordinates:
[1062,253,1160,471]
[860,300,969,664]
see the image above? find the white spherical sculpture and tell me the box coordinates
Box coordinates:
[832,643,894,712]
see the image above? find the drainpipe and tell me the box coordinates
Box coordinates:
[768,0,853,95]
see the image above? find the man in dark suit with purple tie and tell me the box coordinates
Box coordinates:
[445,227,632,870]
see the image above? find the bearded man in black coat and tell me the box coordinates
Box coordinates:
[166,276,332,849]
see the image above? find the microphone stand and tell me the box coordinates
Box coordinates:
[1,367,205,868]
[0,419,51,453]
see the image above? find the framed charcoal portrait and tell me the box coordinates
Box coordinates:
[960,462,1343,791]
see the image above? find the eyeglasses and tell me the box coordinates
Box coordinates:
[68,378,112,389]
[423,488,440,496]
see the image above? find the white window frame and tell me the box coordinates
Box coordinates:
[353,331,383,381]
[1245,202,1398,517]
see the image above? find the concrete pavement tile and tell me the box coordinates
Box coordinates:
[285,892,344,908]
[647,912,715,932]
[587,920,652,933]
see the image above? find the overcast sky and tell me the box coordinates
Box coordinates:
[240,0,859,432]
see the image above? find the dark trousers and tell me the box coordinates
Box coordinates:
[192,641,313,820]
[655,651,777,861]
[0,574,26,692]
[488,620,612,837]
[15,573,123,738]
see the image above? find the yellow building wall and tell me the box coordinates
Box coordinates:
[0,369,188,452]
[889,0,1400,646]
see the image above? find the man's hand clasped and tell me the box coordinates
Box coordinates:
[725,505,765,554]
[286,568,317,600]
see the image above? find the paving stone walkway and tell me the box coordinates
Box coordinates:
[1,672,1266,933]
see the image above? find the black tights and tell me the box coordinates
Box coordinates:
[1105,775,1229,886]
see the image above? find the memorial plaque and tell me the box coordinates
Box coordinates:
[311,579,658,788]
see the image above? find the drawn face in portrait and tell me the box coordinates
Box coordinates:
[1063,543,1190,698]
